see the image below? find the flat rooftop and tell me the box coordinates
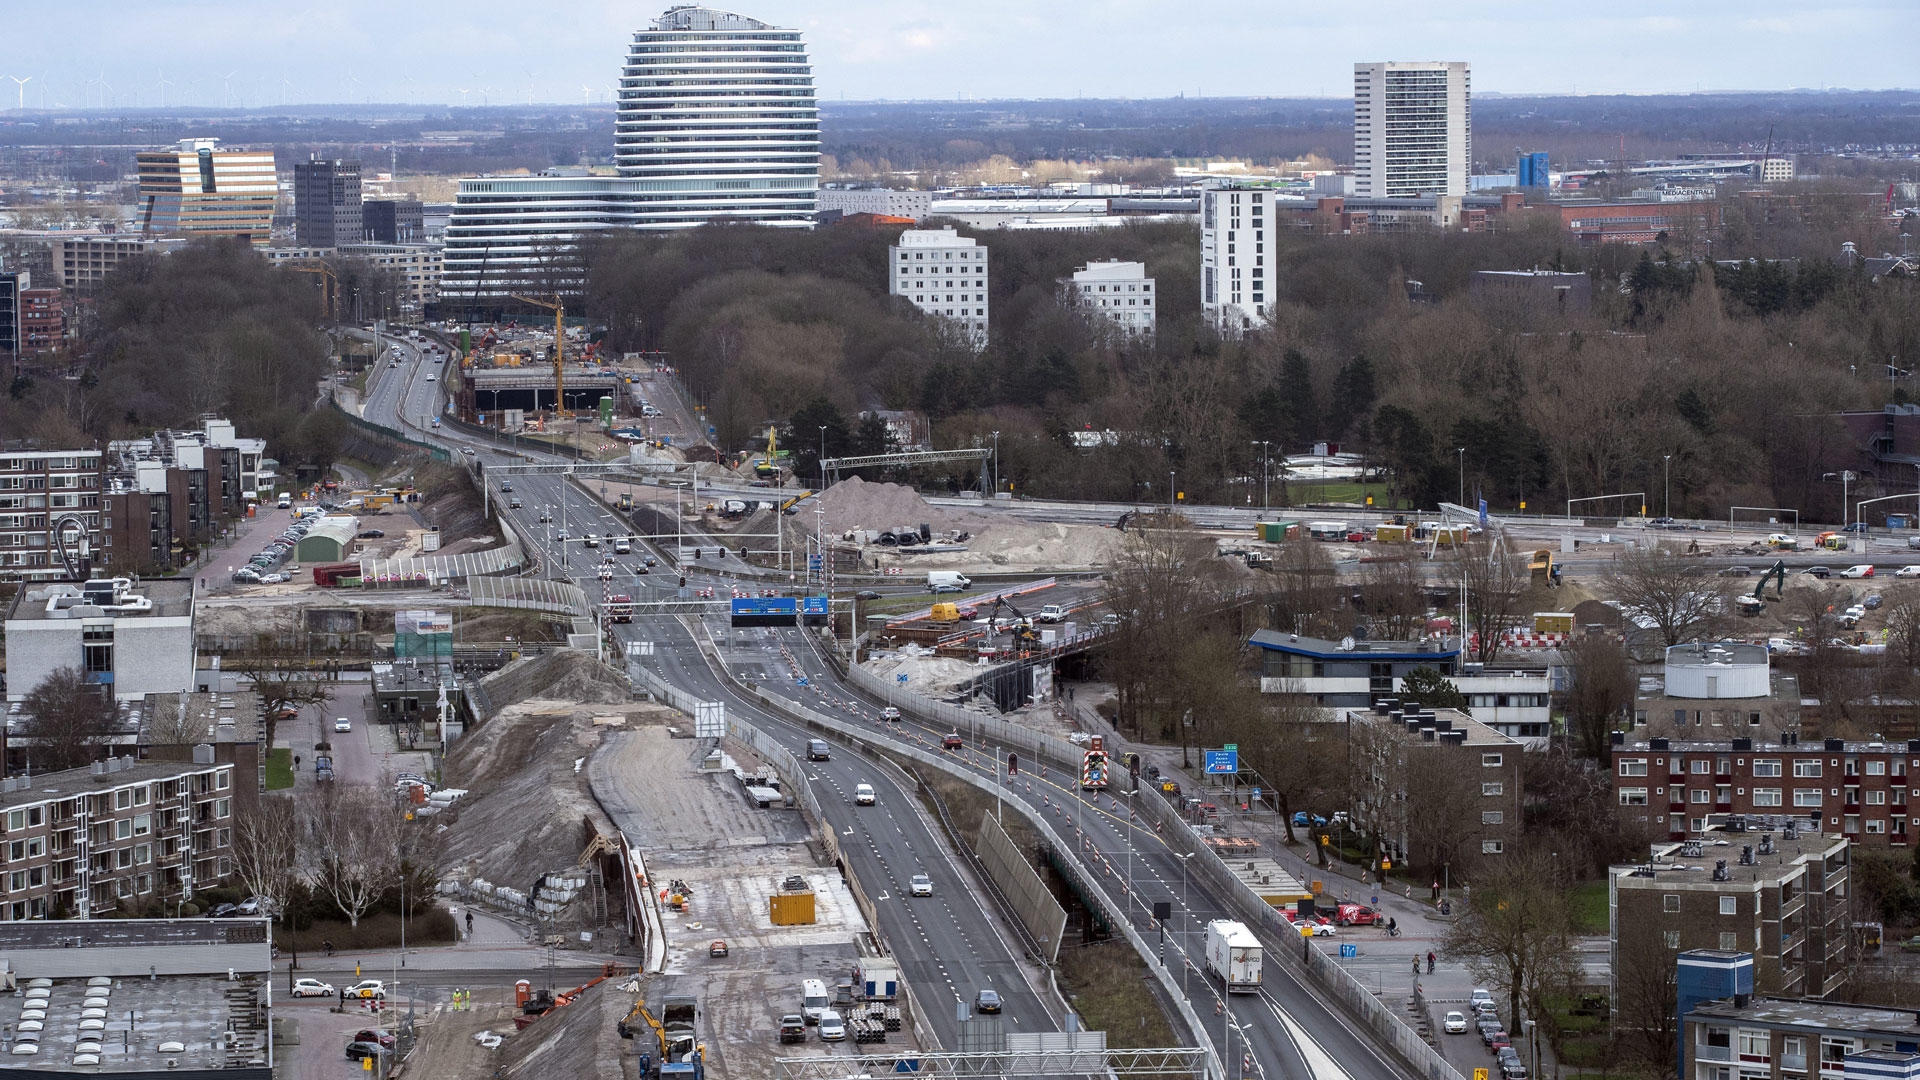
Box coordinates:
[1614,820,1844,889]
[0,972,268,1070]
[6,578,194,622]
[1248,628,1461,662]
[1688,995,1920,1037]
[0,757,224,812]
[1343,706,1517,747]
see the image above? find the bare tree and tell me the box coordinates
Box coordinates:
[1445,851,1581,1049]
[1454,537,1533,663]
[1268,538,1341,638]
[1563,634,1635,759]
[1613,918,1682,1078]
[225,635,332,747]
[1356,557,1430,641]
[231,797,305,973]
[20,667,116,772]
[1403,748,1488,882]
[1100,524,1219,746]
[1603,543,1729,647]
[304,784,401,928]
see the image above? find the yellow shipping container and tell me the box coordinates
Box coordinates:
[1374,524,1408,543]
[1534,612,1575,634]
[769,892,816,926]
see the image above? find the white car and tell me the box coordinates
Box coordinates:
[1897,566,1920,578]
[817,1010,845,1041]
[334,718,352,733]
[1035,604,1066,623]
[1841,565,1875,578]
[1444,1010,1469,1034]
[290,978,335,998]
[880,707,901,722]
[909,874,933,897]
[344,980,386,1000]
[854,783,875,806]
[1470,988,1496,1010]
[425,373,437,382]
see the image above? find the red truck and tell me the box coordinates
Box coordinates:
[1335,903,1384,927]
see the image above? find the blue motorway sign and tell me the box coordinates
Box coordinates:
[1339,943,1357,958]
[801,596,828,616]
[1203,748,1239,775]
[730,598,799,617]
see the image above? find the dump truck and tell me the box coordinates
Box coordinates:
[1204,919,1263,993]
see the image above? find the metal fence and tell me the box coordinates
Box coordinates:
[327,398,451,463]
[467,576,590,617]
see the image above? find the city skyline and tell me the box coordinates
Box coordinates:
[0,0,1912,112]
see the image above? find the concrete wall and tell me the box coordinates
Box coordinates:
[114,618,195,699]
[974,809,1068,962]
[3,622,72,701]
[4,942,270,979]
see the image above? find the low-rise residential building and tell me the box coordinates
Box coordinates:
[52,235,182,292]
[1612,818,1851,1003]
[1678,983,1920,1080]
[1612,733,1917,846]
[1062,260,1156,340]
[1344,702,1523,863]
[1455,664,1555,746]
[889,228,989,347]
[1249,629,1461,707]
[337,241,442,308]
[1631,642,1802,743]
[5,577,195,703]
[0,755,239,919]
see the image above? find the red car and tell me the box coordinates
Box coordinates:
[1335,903,1383,926]
[1488,1031,1512,1051]
[353,1029,395,1049]
[942,733,964,750]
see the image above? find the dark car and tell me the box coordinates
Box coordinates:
[806,739,831,761]
[206,903,239,919]
[975,989,1001,1014]
[855,590,881,601]
[500,481,513,492]
[1841,522,1870,533]
[1804,566,1833,578]
[345,1041,383,1062]
[352,1029,395,1049]
[1717,565,1752,577]
[358,529,385,539]
[1648,516,1676,528]
[779,1014,807,1043]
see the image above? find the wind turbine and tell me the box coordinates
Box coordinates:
[581,85,593,106]
[6,75,32,111]
[479,85,491,106]
[155,71,174,108]
[457,88,471,107]
[526,72,534,106]
[281,77,292,107]
[222,72,236,108]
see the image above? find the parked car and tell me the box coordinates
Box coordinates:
[779,1014,807,1043]
[358,529,385,539]
[206,903,239,919]
[1842,565,1876,578]
[290,978,335,998]
[1488,1030,1512,1051]
[1291,811,1328,828]
[1470,988,1496,1009]
[1501,1060,1529,1080]
[1803,566,1834,578]
[975,989,1002,1014]
[709,939,728,958]
[345,1041,383,1062]
[1717,565,1753,577]
[1335,903,1382,926]
[1444,1011,1469,1034]
[1865,593,1885,609]
[817,1010,845,1041]
[1897,566,1920,578]
[353,1029,395,1049]
[909,874,933,897]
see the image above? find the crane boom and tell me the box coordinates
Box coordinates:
[510,293,567,421]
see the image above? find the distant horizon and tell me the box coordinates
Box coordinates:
[3,85,1916,119]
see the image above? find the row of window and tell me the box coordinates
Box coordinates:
[1622,757,1913,778]
[1620,787,1857,807]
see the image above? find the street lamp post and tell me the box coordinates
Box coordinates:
[1664,454,1673,518]
[818,426,827,488]
[1253,441,1271,511]
[991,430,1001,494]
[1168,471,1176,516]
[1456,447,1466,506]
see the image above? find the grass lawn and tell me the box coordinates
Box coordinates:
[265,748,294,791]
[1570,880,1609,934]
[1286,482,1401,508]
[1056,940,1180,1048]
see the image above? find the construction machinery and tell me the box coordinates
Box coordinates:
[510,293,568,422]
[283,263,339,322]
[984,595,1041,645]
[1754,560,1789,601]
[619,993,704,1078]
[753,425,782,479]
[515,966,622,1030]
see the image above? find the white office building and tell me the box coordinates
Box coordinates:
[890,228,989,347]
[1353,61,1472,198]
[817,187,931,221]
[1200,183,1278,333]
[442,5,818,298]
[1062,260,1155,340]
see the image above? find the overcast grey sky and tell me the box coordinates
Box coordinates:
[0,0,1909,110]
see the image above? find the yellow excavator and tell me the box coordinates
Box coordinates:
[753,426,780,479]
[618,994,703,1078]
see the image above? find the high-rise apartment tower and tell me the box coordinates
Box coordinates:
[1352,62,1471,198]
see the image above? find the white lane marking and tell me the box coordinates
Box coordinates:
[1264,992,1355,1080]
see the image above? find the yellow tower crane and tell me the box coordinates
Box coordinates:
[510,294,567,421]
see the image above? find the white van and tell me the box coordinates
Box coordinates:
[801,978,830,1024]
[927,571,971,594]
[613,538,631,554]
[276,493,292,509]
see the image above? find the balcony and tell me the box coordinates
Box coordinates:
[1697,1045,1732,1063]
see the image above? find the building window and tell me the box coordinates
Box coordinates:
[1719,931,1738,950]
[1481,753,1503,767]
[1482,811,1504,825]
[1753,760,1782,777]
[1867,819,1886,833]
[1720,896,1738,915]
[1692,759,1711,774]
[1794,789,1823,807]
[1664,930,1682,949]
[1619,789,1649,806]
[1482,782,1504,796]
[1868,761,1887,776]
[1793,760,1823,777]
[1619,759,1648,777]
[1753,789,1783,807]
[1692,789,1712,803]
[1738,1032,1770,1057]
[1869,790,1887,805]
[1481,840,1504,854]
[1664,894,1681,912]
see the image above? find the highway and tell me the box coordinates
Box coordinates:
[357,332,1414,1079]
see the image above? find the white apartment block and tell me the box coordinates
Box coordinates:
[817,188,931,221]
[338,242,444,308]
[1200,184,1275,333]
[1354,62,1472,198]
[1063,260,1155,340]
[889,228,989,347]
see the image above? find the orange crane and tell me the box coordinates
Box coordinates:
[284,263,339,322]
[511,294,567,420]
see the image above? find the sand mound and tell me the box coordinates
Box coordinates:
[810,476,956,535]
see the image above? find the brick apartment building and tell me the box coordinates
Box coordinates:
[1542,197,1723,244]
[1345,702,1524,865]
[0,446,105,582]
[0,755,238,920]
[1612,734,1920,847]
[18,286,62,354]
[1612,818,1852,1001]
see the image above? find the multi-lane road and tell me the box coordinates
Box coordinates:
[356,334,1420,1080]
